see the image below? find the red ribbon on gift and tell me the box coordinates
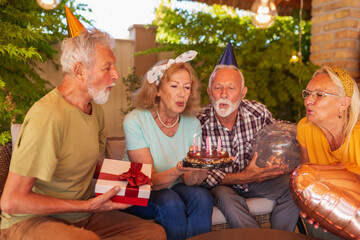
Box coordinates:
[118,162,151,186]
[99,162,151,198]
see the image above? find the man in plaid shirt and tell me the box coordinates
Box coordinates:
[194,61,300,231]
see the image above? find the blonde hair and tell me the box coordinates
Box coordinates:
[313,66,360,140]
[132,61,201,116]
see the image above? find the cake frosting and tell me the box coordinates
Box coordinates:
[183,146,232,168]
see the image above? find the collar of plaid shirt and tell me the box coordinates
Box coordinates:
[198,99,274,190]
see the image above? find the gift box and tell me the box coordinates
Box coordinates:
[95,159,152,206]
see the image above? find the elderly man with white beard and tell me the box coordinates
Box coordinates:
[0,29,165,240]
[191,42,300,232]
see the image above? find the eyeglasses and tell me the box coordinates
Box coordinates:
[301,90,339,100]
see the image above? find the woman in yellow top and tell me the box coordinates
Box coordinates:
[296,66,360,239]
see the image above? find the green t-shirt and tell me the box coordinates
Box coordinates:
[1,88,106,229]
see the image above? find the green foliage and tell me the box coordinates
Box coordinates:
[0,77,13,145]
[145,3,319,122]
[0,1,91,144]
[121,68,142,116]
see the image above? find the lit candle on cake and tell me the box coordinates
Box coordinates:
[193,133,196,153]
[217,136,221,153]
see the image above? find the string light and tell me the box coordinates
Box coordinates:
[37,0,60,10]
[290,54,299,63]
[251,0,277,28]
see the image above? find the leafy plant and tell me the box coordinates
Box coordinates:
[0,1,91,145]
[121,67,142,116]
[142,3,318,122]
[0,77,14,144]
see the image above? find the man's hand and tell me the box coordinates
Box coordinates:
[225,152,284,185]
[183,169,209,186]
[87,186,132,212]
[242,152,285,183]
[1,172,131,215]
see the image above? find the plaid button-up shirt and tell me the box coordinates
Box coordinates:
[197,99,274,191]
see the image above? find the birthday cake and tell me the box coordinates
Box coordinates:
[183,146,233,169]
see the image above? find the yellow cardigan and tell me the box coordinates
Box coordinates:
[296,117,360,175]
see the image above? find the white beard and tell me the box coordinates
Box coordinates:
[212,97,242,117]
[88,80,115,105]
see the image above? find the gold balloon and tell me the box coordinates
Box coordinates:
[290,164,360,240]
[64,5,86,38]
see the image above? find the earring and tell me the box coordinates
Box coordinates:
[338,109,342,119]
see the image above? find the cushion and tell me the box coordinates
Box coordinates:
[105,137,126,160]
[212,198,275,225]
[11,124,21,152]
[212,206,227,225]
[247,197,276,215]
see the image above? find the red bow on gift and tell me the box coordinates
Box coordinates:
[118,162,151,187]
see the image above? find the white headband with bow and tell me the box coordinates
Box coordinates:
[147,50,198,85]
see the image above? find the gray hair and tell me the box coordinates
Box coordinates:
[208,64,245,89]
[60,28,115,74]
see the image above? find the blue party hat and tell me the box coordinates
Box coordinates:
[218,41,238,68]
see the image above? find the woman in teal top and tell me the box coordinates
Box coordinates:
[123,51,213,240]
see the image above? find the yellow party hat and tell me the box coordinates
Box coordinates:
[64,5,86,37]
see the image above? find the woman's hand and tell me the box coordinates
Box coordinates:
[176,161,207,172]
[183,169,209,186]
[300,211,327,232]
[176,161,188,172]
[177,161,210,185]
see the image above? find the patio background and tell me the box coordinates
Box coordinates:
[36,0,360,138]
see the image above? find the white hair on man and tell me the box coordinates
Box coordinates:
[208,64,245,89]
[60,28,115,75]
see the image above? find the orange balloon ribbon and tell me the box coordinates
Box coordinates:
[290,164,360,240]
[118,162,151,187]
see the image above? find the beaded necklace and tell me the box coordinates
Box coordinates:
[156,109,179,129]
